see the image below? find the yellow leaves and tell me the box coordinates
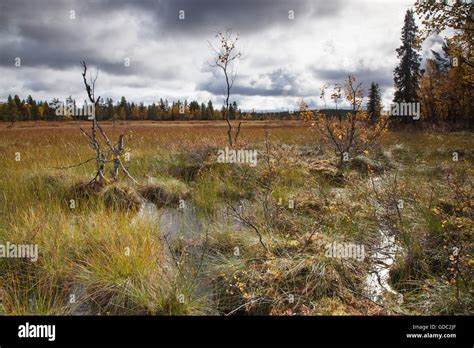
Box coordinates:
[288,240,300,247]
[236,281,246,292]
[265,266,281,278]
[305,76,388,160]
[299,98,314,123]
[300,111,313,123]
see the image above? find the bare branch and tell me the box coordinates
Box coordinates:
[52,157,96,170]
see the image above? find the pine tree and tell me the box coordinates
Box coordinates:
[13,95,24,121]
[7,95,18,125]
[231,101,238,119]
[139,102,146,120]
[106,98,114,120]
[189,100,199,116]
[206,100,214,119]
[367,82,382,123]
[158,98,166,112]
[393,9,421,104]
[118,107,126,121]
[26,94,38,121]
[200,102,206,119]
[0,102,7,122]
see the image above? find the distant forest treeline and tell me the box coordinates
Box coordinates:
[0,94,348,122]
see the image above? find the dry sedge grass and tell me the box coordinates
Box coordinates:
[0,121,472,315]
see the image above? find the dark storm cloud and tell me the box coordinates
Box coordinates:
[23,79,62,93]
[149,0,344,35]
[200,79,288,97]
[0,0,343,70]
[0,0,125,72]
[198,68,308,97]
[0,0,172,76]
[312,66,394,90]
[76,0,344,35]
[202,63,393,99]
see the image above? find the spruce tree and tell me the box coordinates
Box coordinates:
[393,9,421,104]
[367,82,382,123]
[207,100,214,119]
[7,95,18,125]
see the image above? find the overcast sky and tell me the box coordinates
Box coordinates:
[0,0,442,111]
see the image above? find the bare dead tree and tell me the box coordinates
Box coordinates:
[208,29,242,147]
[81,61,137,184]
[80,61,107,183]
[56,61,137,184]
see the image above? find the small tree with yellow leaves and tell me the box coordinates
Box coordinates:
[208,29,242,147]
[302,75,388,167]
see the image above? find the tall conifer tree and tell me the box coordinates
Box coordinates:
[393,9,421,104]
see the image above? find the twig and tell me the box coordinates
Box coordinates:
[52,157,95,170]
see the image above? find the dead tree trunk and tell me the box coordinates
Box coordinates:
[79,61,137,185]
[81,61,106,183]
[112,134,124,179]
